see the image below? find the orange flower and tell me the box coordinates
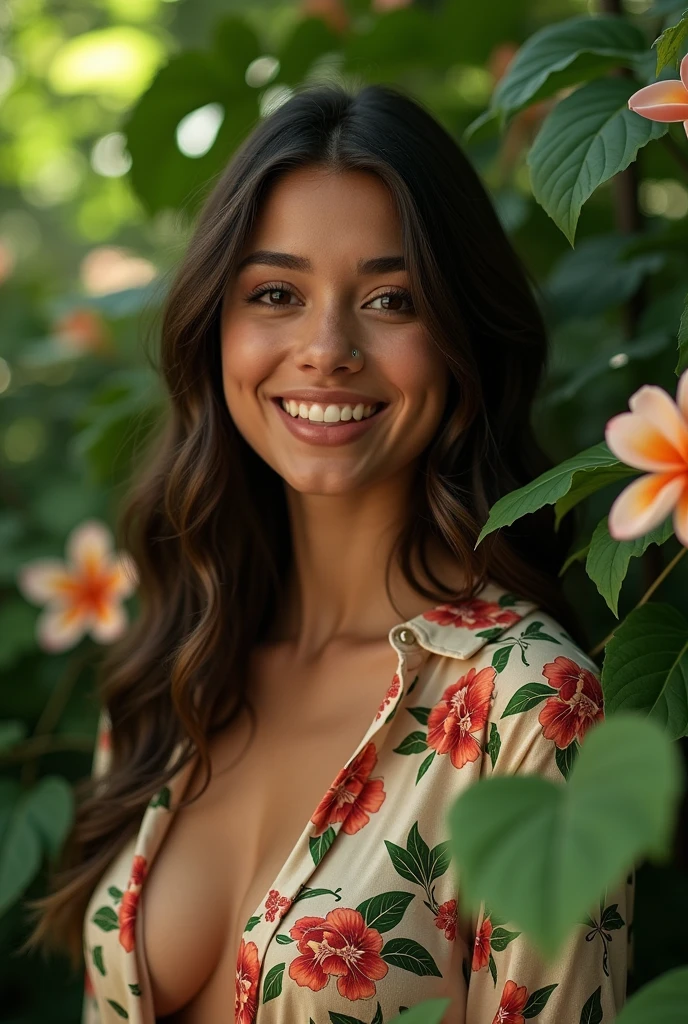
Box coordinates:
[310,741,386,836]
[492,979,529,1024]
[423,598,520,631]
[118,855,148,953]
[288,907,388,1000]
[53,308,111,355]
[264,888,292,922]
[426,665,496,769]
[375,673,401,720]
[628,52,688,139]
[604,369,688,547]
[16,519,138,652]
[434,898,458,942]
[538,657,604,750]
[235,938,260,1024]
[472,915,493,971]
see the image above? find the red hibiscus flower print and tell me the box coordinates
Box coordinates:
[492,979,528,1024]
[472,915,493,971]
[375,673,401,720]
[288,907,388,1000]
[426,666,496,769]
[310,742,386,836]
[423,598,520,631]
[538,656,604,749]
[434,898,458,941]
[84,967,95,998]
[264,889,292,922]
[118,854,148,953]
[235,938,260,1024]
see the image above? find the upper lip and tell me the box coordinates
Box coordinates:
[273,389,386,406]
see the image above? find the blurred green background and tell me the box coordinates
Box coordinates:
[1,0,688,1020]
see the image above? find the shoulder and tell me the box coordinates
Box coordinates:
[479,607,603,780]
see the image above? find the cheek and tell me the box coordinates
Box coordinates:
[220,327,278,404]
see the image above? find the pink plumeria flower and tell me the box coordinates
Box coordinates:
[627,52,688,139]
[604,368,688,547]
[16,519,138,652]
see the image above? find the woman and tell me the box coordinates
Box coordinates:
[22,82,631,1023]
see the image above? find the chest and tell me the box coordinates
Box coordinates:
[141,641,402,1021]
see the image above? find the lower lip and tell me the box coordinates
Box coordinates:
[272,400,389,446]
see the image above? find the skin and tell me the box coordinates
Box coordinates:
[220,163,468,664]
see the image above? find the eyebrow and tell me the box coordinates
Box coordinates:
[235,250,406,275]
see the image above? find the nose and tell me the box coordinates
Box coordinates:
[293,308,362,375]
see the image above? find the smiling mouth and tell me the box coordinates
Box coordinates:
[272,398,388,422]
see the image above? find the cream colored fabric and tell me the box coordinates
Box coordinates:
[81,579,632,1024]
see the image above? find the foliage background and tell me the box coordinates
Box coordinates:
[0,0,687,1020]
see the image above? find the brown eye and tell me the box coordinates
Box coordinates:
[366,289,415,314]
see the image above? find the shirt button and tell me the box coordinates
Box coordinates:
[395,627,417,647]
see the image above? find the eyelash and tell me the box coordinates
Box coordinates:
[243,281,415,315]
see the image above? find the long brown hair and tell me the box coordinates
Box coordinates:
[21,80,584,970]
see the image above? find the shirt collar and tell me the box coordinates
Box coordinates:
[388,578,539,660]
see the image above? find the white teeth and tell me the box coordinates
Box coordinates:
[280,400,380,423]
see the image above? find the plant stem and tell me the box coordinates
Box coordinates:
[588,545,687,659]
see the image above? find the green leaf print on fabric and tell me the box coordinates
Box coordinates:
[91,905,119,932]
[407,706,430,726]
[328,1000,384,1024]
[491,644,513,673]
[379,936,441,977]
[489,926,521,951]
[292,885,343,905]
[555,740,579,779]
[415,750,435,785]
[485,723,501,769]
[385,822,451,922]
[579,985,603,1024]
[92,945,106,976]
[501,682,558,717]
[275,933,295,943]
[310,825,336,866]
[488,952,497,986]
[584,902,626,976]
[245,914,261,931]
[523,983,558,1016]
[128,983,141,996]
[107,885,123,902]
[406,674,419,696]
[148,785,171,809]
[262,962,285,1003]
[392,731,428,755]
[356,891,415,933]
[106,999,129,1018]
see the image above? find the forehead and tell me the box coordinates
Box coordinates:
[245,166,404,256]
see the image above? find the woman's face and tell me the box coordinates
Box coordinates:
[220,165,449,496]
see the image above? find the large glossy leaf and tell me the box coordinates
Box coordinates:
[448,714,682,957]
[613,966,688,1024]
[492,15,646,118]
[475,442,633,545]
[0,780,42,916]
[601,603,688,739]
[23,776,74,860]
[585,515,675,616]
[652,10,688,73]
[528,78,668,244]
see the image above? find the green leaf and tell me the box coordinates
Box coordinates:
[492,646,513,674]
[23,775,74,859]
[488,951,497,986]
[492,15,646,118]
[356,891,415,933]
[149,786,171,809]
[92,945,106,976]
[614,966,688,1023]
[392,731,428,755]
[0,780,42,916]
[677,291,688,375]
[528,78,668,245]
[448,714,682,956]
[489,926,521,951]
[585,514,674,616]
[380,937,442,977]
[309,826,335,866]
[475,442,633,545]
[328,1014,366,1024]
[385,998,450,1024]
[501,683,558,718]
[275,933,294,944]
[262,962,285,1004]
[601,603,688,739]
[555,741,579,780]
[601,903,625,930]
[91,905,119,932]
[275,17,340,85]
[652,10,688,73]
[406,822,431,886]
[579,986,602,1024]
[128,983,141,996]
[106,1001,128,1019]
[0,599,37,670]
[385,840,426,889]
[416,751,436,784]
[523,984,558,1017]
[485,722,501,770]
[428,840,452,882]
[245,915,261,931]
[407,707,430,726]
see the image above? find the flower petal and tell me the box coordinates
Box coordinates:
[36,603,89,652]
[672,479,688,548]
[16,559,72,604]
[681,52,688,91]
[66,519,113,574]
[628,384,688,462]
[89,600,129,644]
[608,471,686,540]
[678,367,688,425]
[627,79,688,121]
[605,410,687,472]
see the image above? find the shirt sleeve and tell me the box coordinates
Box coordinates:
[463,618,634,1023]
[81,707,113,1024]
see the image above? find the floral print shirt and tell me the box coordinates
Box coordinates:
[81,578,633,1024]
